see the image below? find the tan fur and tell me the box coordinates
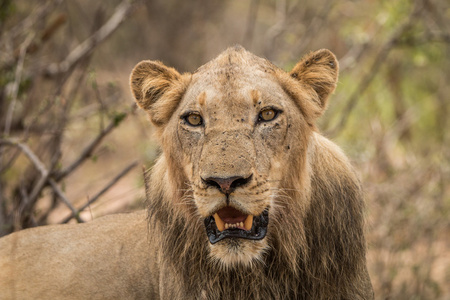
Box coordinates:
[0,46,373,299]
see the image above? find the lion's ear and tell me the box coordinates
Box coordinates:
[289,49,339,115]
[130,60,186,126]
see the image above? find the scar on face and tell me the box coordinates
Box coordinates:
[251,89,260,106]
[198,91,206,106]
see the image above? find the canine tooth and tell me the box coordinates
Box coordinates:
[213,213,225,232]
[244,215,253,231]
[225,223,229,229]
[239,222,244,228]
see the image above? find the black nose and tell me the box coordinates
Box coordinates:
[202,175,252,194]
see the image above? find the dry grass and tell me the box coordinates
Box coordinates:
[359,155,449,299]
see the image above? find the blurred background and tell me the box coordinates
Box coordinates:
[0,0,448,298]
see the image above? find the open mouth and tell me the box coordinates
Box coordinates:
[204,206,269,244]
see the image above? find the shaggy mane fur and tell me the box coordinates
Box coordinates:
[140,47,373,299]
[145,137,372,299]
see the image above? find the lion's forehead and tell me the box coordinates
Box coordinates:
[183,70,288,121]
[192,63,277,91]
[191,47,279,94]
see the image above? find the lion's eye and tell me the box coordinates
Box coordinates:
[259,108,278,122]
[185,113,203,126]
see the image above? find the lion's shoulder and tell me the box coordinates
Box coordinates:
[0,210,157,299]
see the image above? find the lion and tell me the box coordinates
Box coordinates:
[0,46,374,299]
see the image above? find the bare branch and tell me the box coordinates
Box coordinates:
[0,148,21,174]
[61,160,139,224]
[48,178,84,223]
[45,0,135,77]
[9,0,63,39]
[0,139,49,218]
[16,182,38,228]
[54,107,134,181]
[0,0,64,70]
[0,139,84,223]
[326,2,423,136]
[3,33,34,137]
[0,139,48,176]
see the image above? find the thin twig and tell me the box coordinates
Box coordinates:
[16,180,33,228]
[0,139,84,223]
[48,178,84,223]
[45,0,134,77]
[9,0,63,41]
[3,33,34,137]
[326,2,423,137]
[61,160,139,224]
[0,139,48,175]
[0,139,49,211]
[0,0,63,70]
[54,107,133,181]
[0,148,21,174]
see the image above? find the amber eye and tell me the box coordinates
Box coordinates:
[259,108,277,122]
[185,113,203,126]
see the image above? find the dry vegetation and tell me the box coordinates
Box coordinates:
[0,0,449,299]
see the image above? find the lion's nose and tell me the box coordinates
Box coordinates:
[202,175,252,194]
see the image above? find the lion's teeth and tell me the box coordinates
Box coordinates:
[223,222,248,230]
[244,215,253,231]
[213,213,225,232]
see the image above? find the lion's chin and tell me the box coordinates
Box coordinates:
[208,238,269,269]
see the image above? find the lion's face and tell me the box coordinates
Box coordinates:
[130,46,338,268]
[175,69,299,266]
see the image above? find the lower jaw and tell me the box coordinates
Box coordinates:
[204,209,269,244]
[208,236,271,269]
